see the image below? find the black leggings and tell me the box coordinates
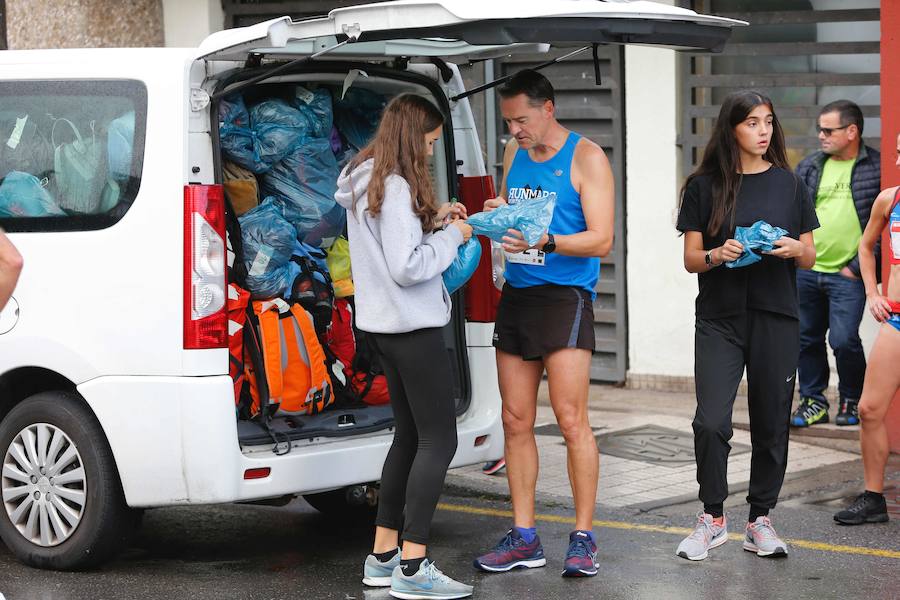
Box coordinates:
[370,327,458,545]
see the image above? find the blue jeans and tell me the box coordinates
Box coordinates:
[797,269,867,404]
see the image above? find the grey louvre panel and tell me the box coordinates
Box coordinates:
[497,48,627,383]
[680,2,881,172]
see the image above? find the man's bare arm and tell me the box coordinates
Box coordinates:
[546,140,614,257]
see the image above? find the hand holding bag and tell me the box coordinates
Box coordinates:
[443,236,482,294]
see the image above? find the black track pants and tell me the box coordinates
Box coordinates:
[370,328,458,545]
[693,309,799,510]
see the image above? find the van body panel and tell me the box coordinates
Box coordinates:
[81,367,501,507]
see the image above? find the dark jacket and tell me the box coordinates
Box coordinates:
[795,143,881,278]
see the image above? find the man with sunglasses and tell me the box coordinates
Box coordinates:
[794,100,881,428]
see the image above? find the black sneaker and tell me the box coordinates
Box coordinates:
[791,397,829,427]
[835,398,860,426]
[833,492,889,525]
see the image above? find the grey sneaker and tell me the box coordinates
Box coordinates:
[676,512,728,561]
[363,549,401,587]
[390,559,473,600]
[743,516,788,557]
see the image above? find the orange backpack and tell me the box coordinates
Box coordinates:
[246,298,333,417]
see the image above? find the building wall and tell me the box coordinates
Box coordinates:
[624,42,698,379]
[162,0,224,48]
[6,0,163,49]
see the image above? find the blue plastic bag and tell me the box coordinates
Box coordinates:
[219,94,268,173]
[249,99,310,169]
[443,236,483,295]
[239,197,298,299]
[260,137,342,246]
[107,111,134,182]
[292,87,334,139]
[334,88,387,150]
[0,171,64,217]
[726,220,789,269]
[467,193,557,247]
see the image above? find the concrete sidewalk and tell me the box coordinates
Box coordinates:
[447,382,899,520]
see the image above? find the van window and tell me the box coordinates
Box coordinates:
[0,80,147,232]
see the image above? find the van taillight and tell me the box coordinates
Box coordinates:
[459,175,501,322]
[184,184,227,349]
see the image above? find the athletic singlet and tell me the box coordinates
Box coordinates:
[503,132,600,297]
[889,188,900,266]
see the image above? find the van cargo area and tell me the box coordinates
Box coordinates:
[211,66,471,450]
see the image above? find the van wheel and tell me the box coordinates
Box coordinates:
[303,486,377,521]
[0,391,132,570]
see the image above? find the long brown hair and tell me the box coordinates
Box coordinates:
[348,94,445,231]
[681,90,789,237]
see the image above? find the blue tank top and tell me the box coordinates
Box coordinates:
[503,132,599,297]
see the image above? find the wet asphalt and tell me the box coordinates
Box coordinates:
[0,490,897,600]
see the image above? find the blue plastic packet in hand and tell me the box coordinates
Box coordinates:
[466,193,556,247]
[726,220,789,269]
[443,237,483,295]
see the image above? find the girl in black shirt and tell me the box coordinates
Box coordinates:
[674,90,818,561]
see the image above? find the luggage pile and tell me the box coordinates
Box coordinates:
[222,84,391,443]
[0,110,135,217]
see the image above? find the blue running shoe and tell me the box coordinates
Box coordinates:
[473,528,546,572]
[363,549,401,587]
[562,530,599,577]
[389,560,473,599]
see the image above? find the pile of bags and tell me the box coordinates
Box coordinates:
[224,84,391,429]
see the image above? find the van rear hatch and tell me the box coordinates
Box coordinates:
[198,0,745,63]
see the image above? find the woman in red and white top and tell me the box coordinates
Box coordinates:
[833,132,900,525]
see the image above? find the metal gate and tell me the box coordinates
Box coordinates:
[680,1,881,172]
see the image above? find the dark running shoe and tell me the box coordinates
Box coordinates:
[473,529,546,572]
[835,398,860,426]
[481,457,506,476]
[834,492,889,525]
[562,531,599,577]
[791,397,829,427]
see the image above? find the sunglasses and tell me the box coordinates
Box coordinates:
[817,124,849,136]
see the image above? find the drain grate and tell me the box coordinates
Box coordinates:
[594,424,750,468]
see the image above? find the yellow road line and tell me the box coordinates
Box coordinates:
[436,502,900,560]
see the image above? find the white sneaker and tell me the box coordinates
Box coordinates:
[676,512,728,561]
[743,516,788,557]
[363,549,401,587]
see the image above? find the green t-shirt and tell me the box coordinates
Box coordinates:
[813,158,862,273]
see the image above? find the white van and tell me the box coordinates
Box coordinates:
[0,1,740,570]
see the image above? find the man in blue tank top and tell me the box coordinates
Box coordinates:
[473,70,614,578]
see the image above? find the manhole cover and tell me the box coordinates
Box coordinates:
[595,424,750,468]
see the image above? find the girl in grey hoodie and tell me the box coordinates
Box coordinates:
[335,94,474,599]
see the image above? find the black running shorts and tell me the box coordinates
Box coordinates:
[492,284,595,361]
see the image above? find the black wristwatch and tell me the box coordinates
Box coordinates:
[542,233,556,254]
[705,249,716,267]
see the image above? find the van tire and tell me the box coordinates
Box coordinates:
[303,487,377,521]
[0,391,133,570]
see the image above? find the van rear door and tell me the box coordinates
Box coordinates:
[198,0,744,63]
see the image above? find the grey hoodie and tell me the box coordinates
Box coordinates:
[334,159,464,334]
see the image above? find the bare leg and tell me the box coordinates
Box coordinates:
[373,526,399,554]
[401,541,426,560]
[544,348,597,531]
[859,324,900,493]
[497,349,545,528]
